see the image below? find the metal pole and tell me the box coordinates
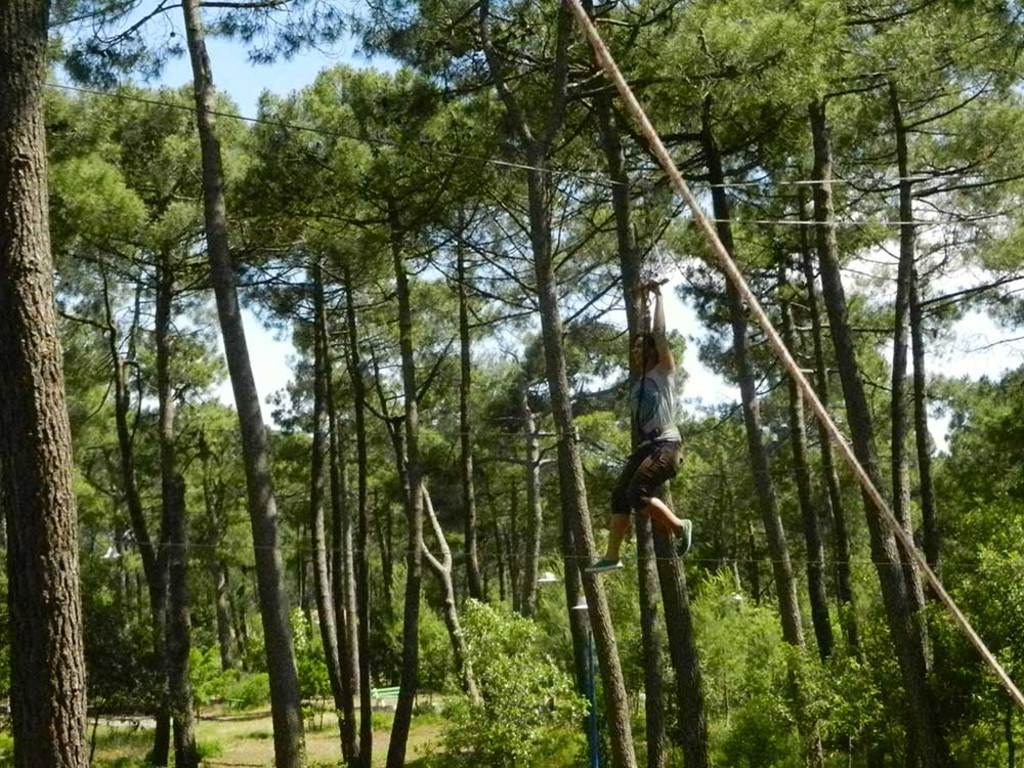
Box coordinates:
[587,625,600,768]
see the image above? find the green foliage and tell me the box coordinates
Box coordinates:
[418,600,456,693]
[291,610,331,701]
[190,645,271,711]
[437,601,586,768]
[83,595,161,714]
[189,646,230,710]
[223,673,272,711]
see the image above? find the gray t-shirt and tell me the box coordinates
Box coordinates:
[631,366,680,446]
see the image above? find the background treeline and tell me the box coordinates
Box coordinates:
[3,0,1024,766]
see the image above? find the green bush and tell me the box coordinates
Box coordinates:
[190,646,232,710]
[418,601,455,694]
[291,610,330,701]
[223,672,271,710]
[438,600,586,768]
[717,698,801,768]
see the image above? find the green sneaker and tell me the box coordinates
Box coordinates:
[585,558,624,574]
[676,519,693,557]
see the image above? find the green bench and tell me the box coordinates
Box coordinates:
[371,686,401,709]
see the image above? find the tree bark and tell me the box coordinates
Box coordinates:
[561,506,590,699]
[703,100,822,766]
[809,97,949,768]
[213,562,236,671]
[779,266,834,661]
[701,102,805,651]
[324,271,361,758]
[155,252,199,768]
[518,388,543,617]
[910,267,940,573]
[102,271,172,766]
[528,152,637,768]
[310,262,356,762]
[652,528,711,768]
[385,212,425,768]
[341,267,373,768]
[421,486,481,703]
[797,196,860,652]
[200,445,236,671]
[180,2,305,764]
[495,519,508,603]
[592,70,666,767]
[457,242,485,600]
[509,481,520,611]
[231,576,250,667]
[0,0,88,760]
[889,84,930,626]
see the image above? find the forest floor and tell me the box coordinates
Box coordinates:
[90,704,444,767]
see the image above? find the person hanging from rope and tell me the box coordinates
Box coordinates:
[587,280,692,574]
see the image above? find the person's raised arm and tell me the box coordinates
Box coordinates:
[650,284,675,371]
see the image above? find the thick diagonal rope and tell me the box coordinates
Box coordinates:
[564,0,1024,710]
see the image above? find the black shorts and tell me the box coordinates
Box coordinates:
[611,440,682,515]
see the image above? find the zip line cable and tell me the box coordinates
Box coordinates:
[566,0,1024,711]
[43,81,1022,226]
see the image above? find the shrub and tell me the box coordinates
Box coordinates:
[291,610,330,701]
[439,600,586,768]
[223,672,271,711]
[418,602,455,694]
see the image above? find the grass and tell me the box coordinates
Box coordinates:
[90,703,444,767]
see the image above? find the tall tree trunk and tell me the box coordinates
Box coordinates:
[231,576,250,667]
[213,562,236,671]
[509,481,521,611]
[180,2,305,764]
[102,273,171,765]
[329,405,362,765]
[311,262,356,762]
[561,506,590,698]
[325,272,360,758]
[495,520,508,603]
[797,197,859,652]
[634,514,665,768]
[375,504,394,617]
[702,102,805,650]
[342,266,373,768]
[155,253,199,768]
[592,71,667,767]
[702,100,822,767]
[480,4,636,762]
[329,366,362,716]
[652,527,711,768]
[518,389,543,617]
[457,243,485,600]
[0,1,88,759]
[779,266,834,661]
[743,522,758,602]
[386,213,425,768]
[163,473,198,768]
[200,449,236,671]
[421,486,481,703]
[809,97,949,768]
[889,84,930,628]
[910,267,940,573]
[527,152,637,768]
